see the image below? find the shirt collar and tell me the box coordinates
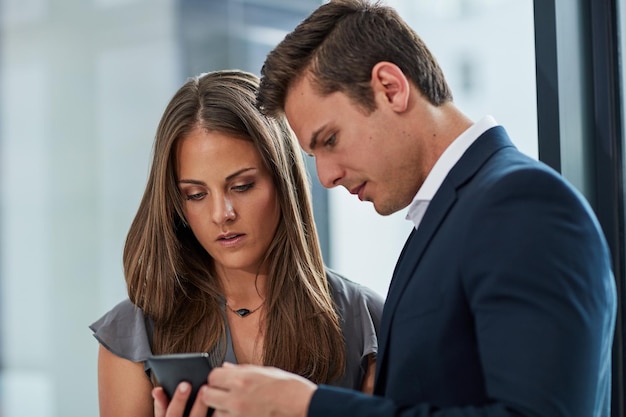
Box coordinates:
[405,115,498,229]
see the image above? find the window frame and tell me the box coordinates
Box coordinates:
[534,1,625,415]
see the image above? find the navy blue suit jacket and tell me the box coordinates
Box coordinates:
[309,127,617,417]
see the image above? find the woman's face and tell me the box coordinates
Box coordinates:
[176,126,281,276]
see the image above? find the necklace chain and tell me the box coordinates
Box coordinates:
[225,301,264,318]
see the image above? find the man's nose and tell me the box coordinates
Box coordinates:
[315,157,343,188]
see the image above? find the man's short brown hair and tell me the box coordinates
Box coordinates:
[257,0,452,117]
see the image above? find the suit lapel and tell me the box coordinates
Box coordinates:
[374,182,458,390]
[374,126,515,390]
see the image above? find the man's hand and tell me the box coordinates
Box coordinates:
[200,362,317,417]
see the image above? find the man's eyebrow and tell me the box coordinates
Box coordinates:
[309,126,326,151]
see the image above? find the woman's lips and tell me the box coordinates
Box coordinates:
[217,233,245,247]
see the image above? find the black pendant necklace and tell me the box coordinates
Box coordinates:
[226,302,264,318]
[234,308,251,317]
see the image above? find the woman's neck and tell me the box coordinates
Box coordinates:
[216,267,267,305]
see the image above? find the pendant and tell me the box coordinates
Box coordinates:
[234,308,251,317]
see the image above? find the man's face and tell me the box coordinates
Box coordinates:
[284,74,424,216]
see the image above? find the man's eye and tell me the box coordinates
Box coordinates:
[232,183,254,192]
[186,192,206,201]
[325,135,336,147]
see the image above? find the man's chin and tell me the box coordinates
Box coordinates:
[373,202,395,216]
[372,199,410,216]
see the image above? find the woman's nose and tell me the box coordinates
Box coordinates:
[212,196,236,224]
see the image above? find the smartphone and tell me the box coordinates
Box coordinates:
[146,352,214,417]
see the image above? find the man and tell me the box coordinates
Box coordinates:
[155,1,617,416]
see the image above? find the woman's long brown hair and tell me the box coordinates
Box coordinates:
[123,70,345,384]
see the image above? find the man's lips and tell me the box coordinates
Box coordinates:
[349,183,366,201]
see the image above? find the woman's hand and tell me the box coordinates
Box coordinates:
[153,382,211,417]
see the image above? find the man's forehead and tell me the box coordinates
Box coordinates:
[285,74,316,106]
[284,78,316,131]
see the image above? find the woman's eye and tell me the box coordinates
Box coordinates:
[232,183,254,192]
[325,135,336,147]
[185,192,206,201]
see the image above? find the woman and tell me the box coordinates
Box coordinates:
[90,70,383,417]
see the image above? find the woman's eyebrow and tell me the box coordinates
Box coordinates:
[225,167,257,181]
[178,179,205,186]
[177,167,258,185]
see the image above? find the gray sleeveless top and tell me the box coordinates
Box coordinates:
[90,269,383,389]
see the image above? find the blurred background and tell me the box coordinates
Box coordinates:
[0,0,547,415]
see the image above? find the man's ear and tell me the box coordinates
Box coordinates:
[371,61,410,113]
